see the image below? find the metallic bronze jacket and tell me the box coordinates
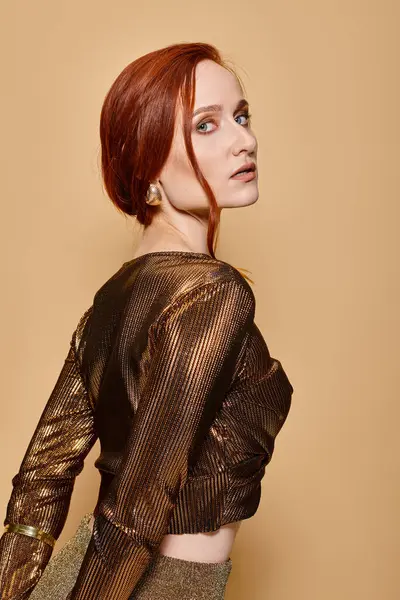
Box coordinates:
[0,251,294,599]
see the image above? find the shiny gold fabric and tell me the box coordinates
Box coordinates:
[28,512,233,600]
[29,514,93,600]
[0,251,294,599]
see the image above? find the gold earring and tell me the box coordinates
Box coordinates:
[145,182,162,206]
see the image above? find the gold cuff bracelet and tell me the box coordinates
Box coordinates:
[3,523,56,548]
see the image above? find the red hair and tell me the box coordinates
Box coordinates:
[99,42,254,284]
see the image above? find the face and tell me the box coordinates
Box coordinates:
[157,59,258,216]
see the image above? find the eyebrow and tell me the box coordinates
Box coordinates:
[192,98,249,118]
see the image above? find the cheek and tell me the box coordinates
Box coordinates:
[192,140,223,182]
[160,151,205,202]
[161,147,191,182]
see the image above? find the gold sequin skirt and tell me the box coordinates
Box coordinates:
[29,512,233,600]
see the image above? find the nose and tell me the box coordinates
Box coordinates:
[231,122,257,157]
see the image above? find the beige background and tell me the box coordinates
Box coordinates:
[1,1,399,599]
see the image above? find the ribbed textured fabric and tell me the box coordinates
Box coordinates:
[0,251,294,600]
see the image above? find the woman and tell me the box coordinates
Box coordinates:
[0,42,294,599]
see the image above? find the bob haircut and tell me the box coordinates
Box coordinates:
[99,41,253,283]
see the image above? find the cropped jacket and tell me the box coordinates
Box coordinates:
[0,251,294,599]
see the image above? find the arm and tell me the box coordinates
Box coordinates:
[0,310,98,600]
[69,277,255,600]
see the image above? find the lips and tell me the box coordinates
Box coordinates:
[231,162,256,177]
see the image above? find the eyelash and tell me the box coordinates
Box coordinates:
[196,111,252,134]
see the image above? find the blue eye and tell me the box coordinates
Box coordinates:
[236,111,252,126]
[197,121,215,133]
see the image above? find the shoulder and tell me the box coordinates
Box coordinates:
[155,260,255,329]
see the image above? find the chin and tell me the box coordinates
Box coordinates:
[222,191,259,209]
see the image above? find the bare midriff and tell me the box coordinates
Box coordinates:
[88,516,242,563]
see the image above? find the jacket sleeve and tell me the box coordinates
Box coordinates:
[69,277,255,600]
[0,309,98,600]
